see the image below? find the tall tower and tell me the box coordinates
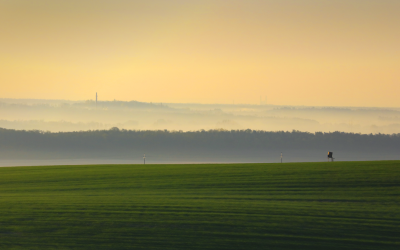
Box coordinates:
[96,92,97,107]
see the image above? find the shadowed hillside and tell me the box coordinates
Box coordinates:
[1,127,399,165]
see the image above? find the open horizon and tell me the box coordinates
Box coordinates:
[0,1,399,249]
[1,0,399,107]
[2,97,400,109]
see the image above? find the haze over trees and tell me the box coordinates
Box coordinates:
[1,98,399,165]
[1,98,400,134]
[1,127,399,164]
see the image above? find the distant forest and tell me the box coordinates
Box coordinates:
[1,128,399,162]
[2,98,400,134]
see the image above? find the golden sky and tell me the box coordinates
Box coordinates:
[1,0,399,106]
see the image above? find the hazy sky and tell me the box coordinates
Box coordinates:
[1,0,399,106]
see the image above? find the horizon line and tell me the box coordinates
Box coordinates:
[0,97,399,109]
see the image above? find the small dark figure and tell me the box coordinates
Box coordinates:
[327,152,334,162]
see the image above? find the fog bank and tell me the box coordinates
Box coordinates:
[1,128,399,166]
[1,98,400,134]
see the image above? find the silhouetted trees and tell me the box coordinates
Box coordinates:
[1,127,399,153]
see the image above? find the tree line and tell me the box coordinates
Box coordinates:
[1,127,399,152]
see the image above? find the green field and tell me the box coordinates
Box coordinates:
[0,161,399,249]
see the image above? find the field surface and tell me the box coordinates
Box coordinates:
[0,161,399,249]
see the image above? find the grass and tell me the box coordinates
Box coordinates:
[0,161,399,249]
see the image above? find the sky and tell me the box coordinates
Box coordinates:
[0,0,399,107]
